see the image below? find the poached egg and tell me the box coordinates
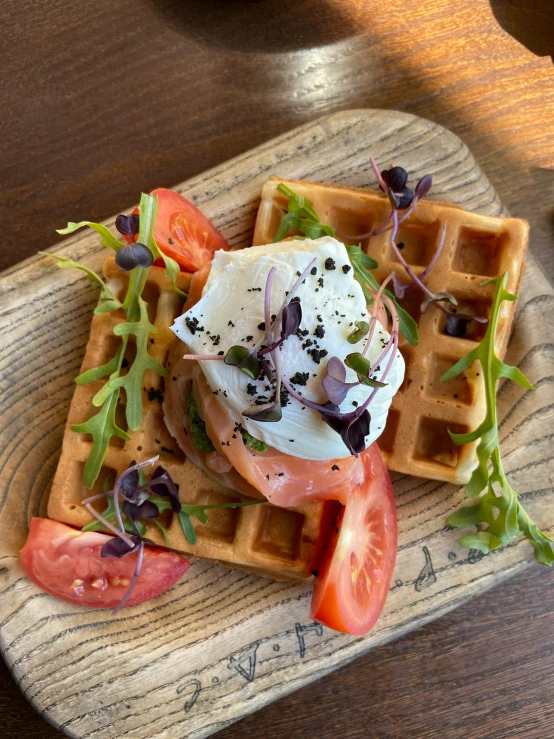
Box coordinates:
[171,237,404,460]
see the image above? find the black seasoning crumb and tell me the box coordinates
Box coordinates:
[168,237,174,245]
[266,474,270,480]
[332,464,340,471]
[324,257,336,270]
[291,296,301,303]
[315,288,319,292]
[254,398,268,405]
[296,270,301,277]
[318,277,325,288]
[302,339,314,349]
[226,441,231,446]
[352,400,359,407]
[317,314,323,322]
[308,348,328,364]
[213,390,219,395]
[147,387,164,403]
[217,350,224,356]
[290,371,309,386]
[228,320,235,327]
[342,264,352,274]
[246,335,253,342]
[314,324,325,339]
[122,358,129,368]
[301,329,309,337]
[246,383,258,396]
[271,314,276,321]
[232,434,237,439]
[210,334,221,346]
[223,390,228,398]
[149,338,155,345]
[397,241,405,250]
[280,388,290,407]
[289,439,295,442]
[185,316,204,335]
[247,287,263,292]
[258,322,266,330]
[310,266,317,275]
[161,446,174,455]
[277,472,284,477]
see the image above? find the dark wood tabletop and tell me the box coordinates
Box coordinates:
[1,0,553,736]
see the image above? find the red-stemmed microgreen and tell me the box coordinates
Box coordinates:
[82,457,266,613]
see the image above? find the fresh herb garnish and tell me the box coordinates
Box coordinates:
[81,458,267,612]
[224,345,261,380]
[49,193,187,488]
[185,393,215,453]
[273,184,336,242]
[344,353,388,388]
[347,320,369,344]
[442,273,553,565]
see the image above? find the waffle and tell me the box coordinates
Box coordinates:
[48,257,327,581]
[254,178,529,484]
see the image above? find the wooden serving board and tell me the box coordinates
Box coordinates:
[1,110,553,739]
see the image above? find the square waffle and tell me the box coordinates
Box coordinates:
[253,178,529,484]
[48,257,326,581]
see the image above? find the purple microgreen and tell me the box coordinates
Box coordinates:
[243,401,283,423]
[421,291,458,313]
[391,224,448,300]
[112,457,158,544]
[84,501,136,545]
[115,242,154,271]
[381,166,408,191]
[322,356,356,405]
[281,299,302,339]
[101,534,142,559]
[344,353,388,388]
[415,174,433,198]
[322,407,371,456]
[445,313,472,337]
[362,273,392,358]
[122,498,160,521]
[347,320,369,344]
[147,465,182,512]
[115,213,140,239]
[112,540,144,616]
[224,345,261,380]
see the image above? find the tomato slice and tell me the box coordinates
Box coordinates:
[20,518,190,609]
[311,444,397,636]
[129,188,229,272]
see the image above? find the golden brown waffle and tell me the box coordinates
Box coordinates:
[48,257,326,581]
[254,178,529,484]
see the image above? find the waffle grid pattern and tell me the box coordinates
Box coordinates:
[253,178,529,484]
[48,257,325,581]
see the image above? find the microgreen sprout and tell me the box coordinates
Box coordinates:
[82,457,267,613]
[347,320,370,344]
[442,273,553,564]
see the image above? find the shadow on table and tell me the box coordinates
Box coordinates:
[489,0,554,60]
[152,0,357,52]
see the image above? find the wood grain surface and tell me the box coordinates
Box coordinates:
[1,109,553,739]
[1,1,553,737]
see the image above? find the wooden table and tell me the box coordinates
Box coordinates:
[1,1,553,736]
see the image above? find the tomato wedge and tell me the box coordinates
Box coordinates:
[130,188,229,272]
[20,518,190,609]
[311,444,397,636]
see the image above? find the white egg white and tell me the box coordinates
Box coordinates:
[171,237,405,460]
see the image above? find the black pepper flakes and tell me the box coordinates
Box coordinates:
[290,371,309,386]
[324,257,336,270]
[246,383,258,396]
[258,322,266,330]
[185,316,204,335]
[310,266,317,275]
[147,387,164,403]
[314,324,325,339]
[342,264,352,274]
[331,464,340,471]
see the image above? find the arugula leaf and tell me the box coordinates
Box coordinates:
[177,499,265,545]
[273,184,336,243]
[72,388,130,489]
[442,272,553,565]
[40,253,122,314]
[185,393,215,453]
[56,221,123,251]
[153,518,171,546]
[109,297,167,430]
[346,245,419,346]
[139,193,186,299]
